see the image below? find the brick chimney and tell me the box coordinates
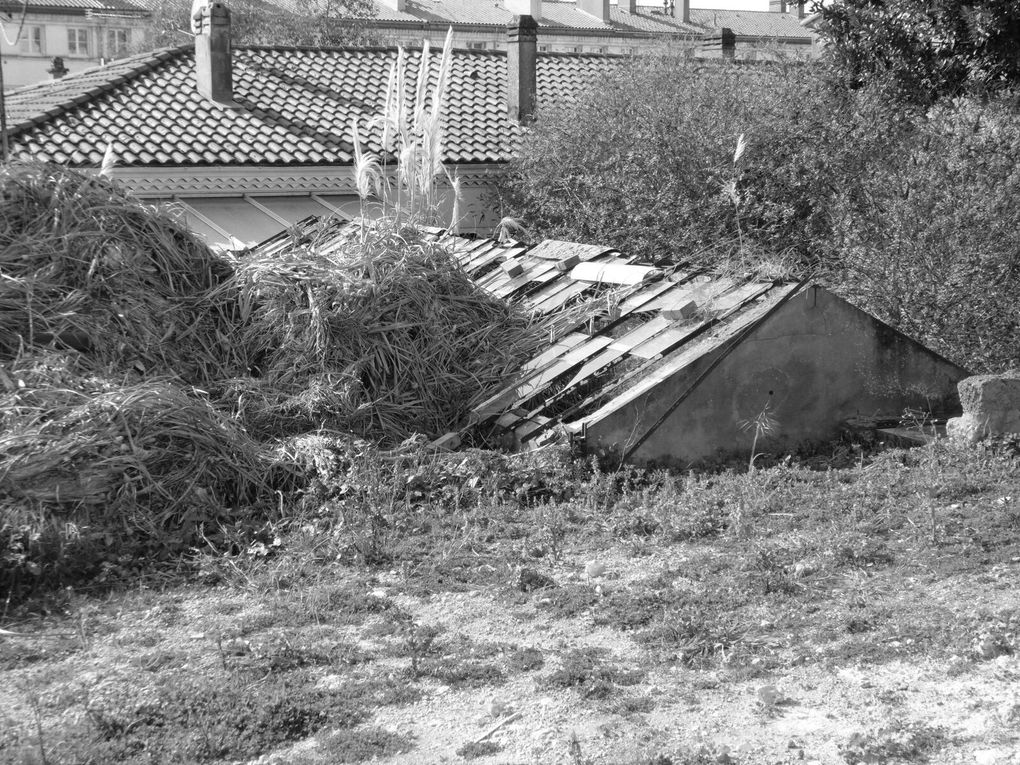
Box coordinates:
[193,0,234,104]
[577,0,610,23]
[507,15,538,123]
[506,0,541,17]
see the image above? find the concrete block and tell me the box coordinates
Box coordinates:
[662,300,698,321]
[946,371,1020,443]
[501,259,524,277]
[555,254,581,272]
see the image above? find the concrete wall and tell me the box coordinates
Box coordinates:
[586,286,969,466]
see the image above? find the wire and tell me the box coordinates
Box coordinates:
[0,1,29,47]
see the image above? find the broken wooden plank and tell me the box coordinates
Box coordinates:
[527,240,617,263]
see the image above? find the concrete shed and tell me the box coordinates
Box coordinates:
[440,234,969,466]
[252,221,968,465]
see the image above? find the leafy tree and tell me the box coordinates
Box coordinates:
[139,0,376,49]
[817,0,1020,103]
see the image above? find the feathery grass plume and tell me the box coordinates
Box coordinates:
[733,132,747,165]
[99,142,117,178]
[351,116,382,205]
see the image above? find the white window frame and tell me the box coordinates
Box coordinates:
[20,26,44,54]
[106,28,129,58]
[67,27,90,57]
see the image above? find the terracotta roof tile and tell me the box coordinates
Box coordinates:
[5,45,619,168]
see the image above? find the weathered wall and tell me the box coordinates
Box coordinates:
[586,286,969,465]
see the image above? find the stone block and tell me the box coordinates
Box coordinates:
[946,371,1020,443]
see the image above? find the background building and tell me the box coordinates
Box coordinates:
[0,0,150,88]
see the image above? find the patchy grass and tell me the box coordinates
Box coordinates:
[2,440,1019,762]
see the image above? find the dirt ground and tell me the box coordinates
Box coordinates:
[2,537,1019,765]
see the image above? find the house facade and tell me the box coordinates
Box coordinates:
[364,0,816,58]
[0,0,150,88]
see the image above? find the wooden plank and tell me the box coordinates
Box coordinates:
[527,240,617,262]
[520,332,589,373]
[629,324,702,360]
[464,243,526,273]
[571,262,663,285]
[618,279,685,313]
[530,281,591,314]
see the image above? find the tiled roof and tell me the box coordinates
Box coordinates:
[4,45,621,168]
[0,0,147,11]
[368,0,811,40]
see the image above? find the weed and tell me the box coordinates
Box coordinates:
[315,726,415,761]
[507,646,545,672]
[456,739,504,759]
[840,721,947,763]
[545,647,646,699]
[535,582,599,619]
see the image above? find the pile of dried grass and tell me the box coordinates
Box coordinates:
[0,162,239,384]
[0,352,282,539]
[221,221,544,443]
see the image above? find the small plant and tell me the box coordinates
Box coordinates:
[839,721,947,763]
[739,399,779,473]
[456,739,504,759]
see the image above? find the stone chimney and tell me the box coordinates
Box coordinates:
[507,15,538,123]
[193,0,234,104]
[769,0,788,12]
[506,0,541,17]
[577,0,610,23]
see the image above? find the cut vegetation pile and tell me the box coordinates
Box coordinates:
[0,162,239,384]
[222,222,542,443]
[0,163,542,603]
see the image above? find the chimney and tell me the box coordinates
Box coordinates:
[797,1,806,18]
[577,0,610,23]
[507,15,538,123]
[701,27,735,59]
[682,0,690,23]
[193,0,234,104]
[506,0,541,17]
[619,0,637,14]
[48,56,69,79]
[378,0,407,11]
[769,0,788,12]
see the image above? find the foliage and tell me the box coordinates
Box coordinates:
[823,93,1020,372]
[140,0,376,49]
[497,50,830,266]
[500,45,1020,372]
[817,0,1020,103]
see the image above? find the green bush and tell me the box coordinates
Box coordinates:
[498,50,830,265]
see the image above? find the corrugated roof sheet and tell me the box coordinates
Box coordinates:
[4,45,620,168]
